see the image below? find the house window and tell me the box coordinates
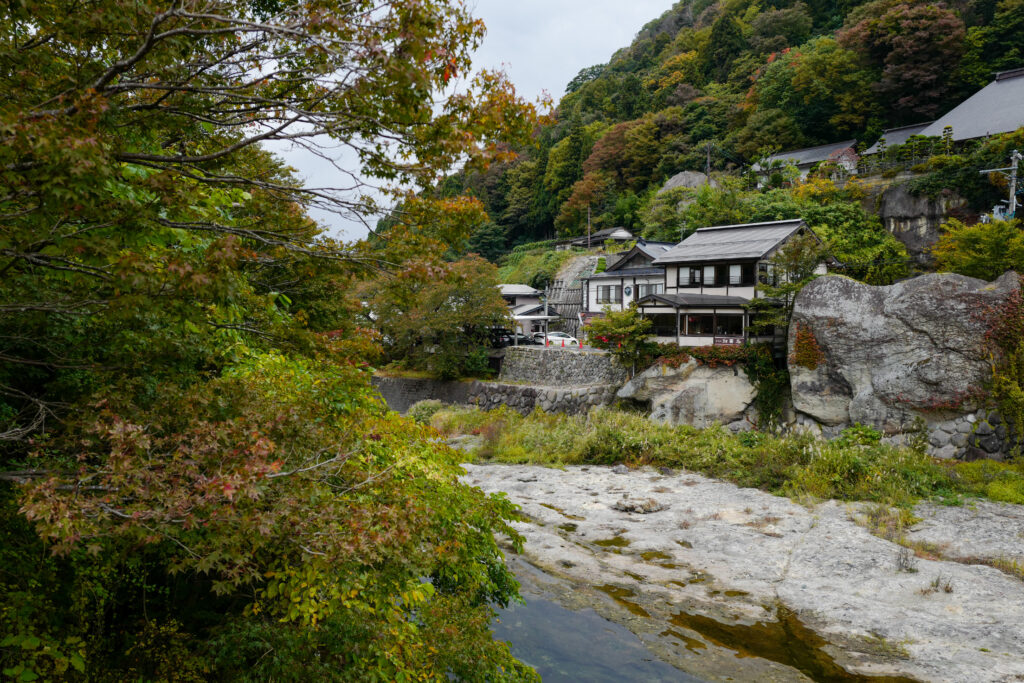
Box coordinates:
[729,265,742,285]
[716,314,744,335]
[686,314,714,335]
[596,285,622,304]
[677,267,700,288]
[703,265,716,286]
[638,283,663,298]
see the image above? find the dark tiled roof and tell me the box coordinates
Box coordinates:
[918,69,1024,141]
[634,241,674,258]
[638,293,750,307]
[588,267,665,280]
[862,122,934,155]
[653,219,806,265]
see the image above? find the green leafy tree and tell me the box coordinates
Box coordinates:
[363,253,512,379]
[747,232,827,335]
[0,0,540,678]
[839,0,966,120]
[586,304,655,375]
[933,218,1024,280]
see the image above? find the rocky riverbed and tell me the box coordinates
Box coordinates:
[464,463,1024,683]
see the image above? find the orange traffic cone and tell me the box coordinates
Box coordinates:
[578,340,583,349]
[561,339,565,348]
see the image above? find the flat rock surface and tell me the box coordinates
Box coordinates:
[464,463,1024,683]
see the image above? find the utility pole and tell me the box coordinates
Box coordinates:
[587,204,591,248]
[980,149,1022,219]
[1010,149,1021,218]
[705,142,712,181]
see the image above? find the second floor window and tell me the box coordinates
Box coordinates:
[638,283,663,298]
[677,267,701,287]
[596,285,622,304]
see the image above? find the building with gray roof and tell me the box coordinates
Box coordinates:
[917,68,1024,142]
[637,219,827,347]
[862,122,934,155]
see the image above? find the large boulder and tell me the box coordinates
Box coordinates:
[657,170,716,195]
[618,359,755,429]
[788,272,1019,433]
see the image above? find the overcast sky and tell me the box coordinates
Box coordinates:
[274,0,674,241]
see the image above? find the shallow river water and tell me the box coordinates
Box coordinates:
[493,559,702,682]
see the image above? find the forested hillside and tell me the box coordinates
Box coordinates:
[440,0,1023,249]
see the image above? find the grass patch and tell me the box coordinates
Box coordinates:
[497,247,580,289]
[436,405,1024,509]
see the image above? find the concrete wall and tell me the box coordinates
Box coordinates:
[499,346,627,385]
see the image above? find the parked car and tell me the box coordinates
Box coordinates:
[491,329,536,347]
[532,331,579,346]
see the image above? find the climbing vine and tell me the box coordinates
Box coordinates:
[742,344,789,432]
[789,322,825,370]
[981,277,1024,456]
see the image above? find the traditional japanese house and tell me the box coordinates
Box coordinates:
[640,219,826,347]
[582,240,673,320]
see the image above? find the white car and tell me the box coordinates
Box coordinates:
[532,331,579,346]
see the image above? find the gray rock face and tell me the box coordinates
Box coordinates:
[464,463,1024,683]
[789,272,1019,434]
[657,170,716,195]
[877,183,967,266]
[618,359,756,429]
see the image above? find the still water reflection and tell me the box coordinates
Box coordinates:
[491,561,703,682]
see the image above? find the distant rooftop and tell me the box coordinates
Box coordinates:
[917,68,1024,141]
[498,284,541,297]
[862,122,933,155]
[569,227,634,246]
[753,141,856,170]
[653,219,807,265]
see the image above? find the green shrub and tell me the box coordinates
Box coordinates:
[408,399,445,424]
[445,406,979,508]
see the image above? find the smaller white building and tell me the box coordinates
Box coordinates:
[582,241,673,319]
[498,284,557,335]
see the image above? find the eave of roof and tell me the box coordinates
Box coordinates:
[638,293,750,307]
[588,267,665,279]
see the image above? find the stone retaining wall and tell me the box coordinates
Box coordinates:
[468,382,617,415]
[371,375,617,416]
[500,346,627,386]
[792,407,1013,460]
[370,376,474,414]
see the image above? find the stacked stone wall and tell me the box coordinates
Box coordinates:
[370,376,474,414]
[500,347,627,385]
[468,382,616,415]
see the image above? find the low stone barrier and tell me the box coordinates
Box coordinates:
[468,382,617,415]
[370,376,474,414]
[500,346,627,386]
[371,375,617,416]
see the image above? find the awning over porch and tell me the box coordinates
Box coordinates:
[638,292,750,308]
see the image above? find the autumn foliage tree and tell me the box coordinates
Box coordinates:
[0,0,540,679]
